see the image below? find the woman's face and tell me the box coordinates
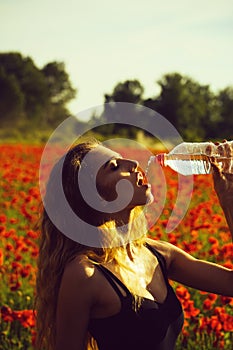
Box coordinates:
[86,145,153,210]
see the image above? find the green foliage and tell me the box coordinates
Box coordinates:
[102,74,233,141]
[216,87,233,139]
[0,66,25,125]
[0,52,233,142]
[42,62,76,105]
[145,73,218,141]
[105,79,144,104]
[0,52,77,130]
[92,80,145,138]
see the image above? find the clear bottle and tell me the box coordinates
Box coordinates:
[150,141,233,176]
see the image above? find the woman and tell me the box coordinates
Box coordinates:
[35,139,233,350]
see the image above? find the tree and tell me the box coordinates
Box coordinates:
[145,73,217,141]
[41,62,76,105]
[0,52,77,128]
[216,87,233,139]
[98,79,145,137]
[41,62,77,127]
[104,79,144,104]
[0,66,25,125]
[0,53,49,123]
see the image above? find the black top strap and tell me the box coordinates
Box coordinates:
[96,264,131,299]
[145,243,169,282]
[96,243,168,300]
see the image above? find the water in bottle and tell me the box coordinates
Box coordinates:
[147,141,233,176]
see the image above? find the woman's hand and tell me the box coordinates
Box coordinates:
[209,141,233,240]
[211,162,233,203]
[209,140,233,204]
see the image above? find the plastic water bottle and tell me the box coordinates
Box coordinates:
[149,141,233,176]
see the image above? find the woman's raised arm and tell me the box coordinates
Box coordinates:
[211,158,233,240]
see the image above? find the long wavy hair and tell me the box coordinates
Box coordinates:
[35,139,148,350]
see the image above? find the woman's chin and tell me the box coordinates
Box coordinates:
[145,192,154,206]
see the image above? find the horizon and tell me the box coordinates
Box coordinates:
[1,0,233,120]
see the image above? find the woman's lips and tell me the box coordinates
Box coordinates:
[137,171,149,186]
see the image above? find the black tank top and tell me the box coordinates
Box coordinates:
[88,244,184,350]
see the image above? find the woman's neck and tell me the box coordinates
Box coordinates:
[114,208,131,226]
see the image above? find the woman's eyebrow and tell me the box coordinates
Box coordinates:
[103,157,116,168]
[103,155,121,168]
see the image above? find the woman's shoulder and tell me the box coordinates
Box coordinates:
[60,255,101,301]
[56,255,100,334]
[145,237,175,270]
[63,255,97,282]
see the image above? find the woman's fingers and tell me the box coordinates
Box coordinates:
[223,142,233,172]
[206,144,214,156]
[210,159,224,188]
[211,155,233,196]
[209,140,233,173]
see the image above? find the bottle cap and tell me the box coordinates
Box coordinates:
[156,154,165,167]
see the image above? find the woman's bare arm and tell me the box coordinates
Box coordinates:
[147,141,233,299]
[211,161,233,240]
[55,258,96,350]
[168,243,233,296]
[147,239,233,296]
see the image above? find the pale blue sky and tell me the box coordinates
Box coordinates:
[1,0,233,120]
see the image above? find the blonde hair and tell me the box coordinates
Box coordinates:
[35,140,148,350]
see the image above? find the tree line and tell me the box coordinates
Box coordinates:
[0,52,232,141]
[101,77,233,141]
[0,52,76,130]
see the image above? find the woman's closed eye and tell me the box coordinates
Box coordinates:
[109,159,119,170]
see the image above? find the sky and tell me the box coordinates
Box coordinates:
[1,0,233,120]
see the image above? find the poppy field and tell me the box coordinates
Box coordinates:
[0,144,232,349]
